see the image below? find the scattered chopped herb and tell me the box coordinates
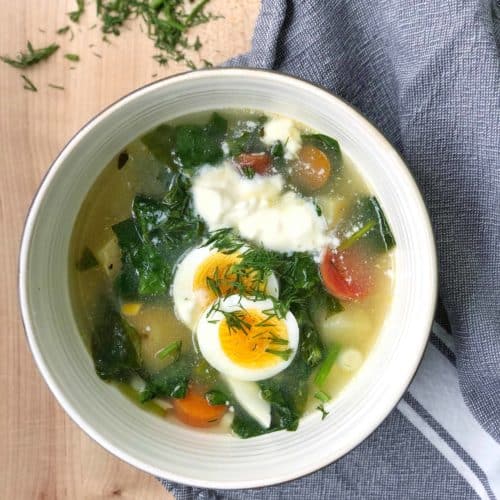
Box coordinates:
[56,26,71,35]
[68,0,85,23]
[156,340,182,360]
[38,28,46,33]
[314,343,341,387]
[1,42,59,69]
[316,404,329,420]
[76,246,99,271]
[48,83,65,90]
[94,0,218,68]
[241,165,255,179]
[92,52,102,58]
[265,348,293,361]
[64,53,80,62]
[21,74,37,92]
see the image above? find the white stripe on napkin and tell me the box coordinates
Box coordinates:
[398,399,489,499]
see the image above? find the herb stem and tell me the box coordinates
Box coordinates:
[338,219,376,251]
[21,74,37,92]
[186,0,210,25]
[156,340,182,359]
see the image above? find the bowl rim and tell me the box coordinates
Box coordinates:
[18,67,437,489]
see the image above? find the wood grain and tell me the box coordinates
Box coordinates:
[0,1,259,498]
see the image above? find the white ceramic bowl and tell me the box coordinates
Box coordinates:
[19,69,437,489]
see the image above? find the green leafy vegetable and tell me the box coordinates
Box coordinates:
[347,196,395,253]
[226,117,267,156]
[205,389,229,406]
[112,174,205,299]
[91,304,140,381]
[173,112,228,170]
[314,343,341,387]
[1,42,59,68]
[76,246,99,271]
[301,133,342,169]
[141,353,194,401]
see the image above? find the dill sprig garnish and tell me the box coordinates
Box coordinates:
[1,42,59,69]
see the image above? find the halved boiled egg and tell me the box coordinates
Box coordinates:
[172,246,279,329]
[196,295,299,381]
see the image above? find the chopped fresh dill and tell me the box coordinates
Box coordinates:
[64,53,80,62]
[48,83,65,90]
[241,166,255,179]
[156,340,182,360]
[21,74,37,92]
[1,42,59,69]
[92,52,103,58]
[265,348,293,361]
[68,0,85,23]
[56,25,71,35]
[93,0,218,68]
[316,404,329,420]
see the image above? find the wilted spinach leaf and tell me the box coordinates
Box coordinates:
[302,133,342,169]
[348,196,395,253]
[173,112,228,170]
[91,304,140,382]
[141,353,194,401]
[226,116,267,156]
[112,174,205,299]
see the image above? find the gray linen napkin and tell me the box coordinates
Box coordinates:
[162,1,500,498]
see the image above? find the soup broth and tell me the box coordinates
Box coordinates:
[70,110,394,437]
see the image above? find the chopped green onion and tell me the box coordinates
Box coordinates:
[338,219,376,251]
[314,390,331,403]
[156,340,182,360]
[314,343,341,387]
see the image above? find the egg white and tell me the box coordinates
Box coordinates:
[172,246,279,330]
[196,295,299,382]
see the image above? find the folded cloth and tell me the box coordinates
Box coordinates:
[162,1,500,498]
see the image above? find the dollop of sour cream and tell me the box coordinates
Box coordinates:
[192,162,327,253]
[261,117,302,159]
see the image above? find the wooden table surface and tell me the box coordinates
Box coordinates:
[0,1,259,498]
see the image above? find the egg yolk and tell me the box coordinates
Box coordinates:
[218,309,289,368]
[193,252,265,307]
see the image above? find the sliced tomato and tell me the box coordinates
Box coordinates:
[172,386,227,428]
[320,247,372,301]
[236,152,271,175]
